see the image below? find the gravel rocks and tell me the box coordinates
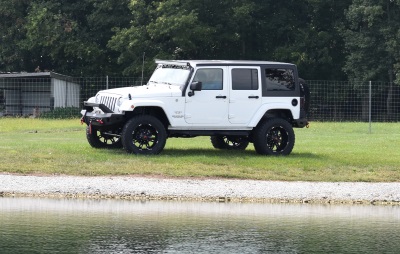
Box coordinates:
[1,174,400,205]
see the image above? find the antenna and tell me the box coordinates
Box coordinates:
[141,52,145,85]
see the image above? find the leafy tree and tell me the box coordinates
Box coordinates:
[271,0,352,80]
[342,0,400,83]
[85,0,132,75]
[109,0,267,76]
[0,0,30,72]
[342,1,387,82]
[341,0,400,118]
[109,0,210,75]
[109,0,352,80]
[1,0,397,84]
[1,0,131,75]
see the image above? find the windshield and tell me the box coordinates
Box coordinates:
[148,65,190,87]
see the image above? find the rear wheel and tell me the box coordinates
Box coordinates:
[121,115,167,155]
[253,118,295,155]
[210,136,249,150]
[86,126,122,149]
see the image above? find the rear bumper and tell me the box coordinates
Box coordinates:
[81,102,125,127]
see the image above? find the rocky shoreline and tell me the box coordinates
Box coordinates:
[1,174,400,205]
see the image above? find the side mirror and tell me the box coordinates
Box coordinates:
[188,81,202,97]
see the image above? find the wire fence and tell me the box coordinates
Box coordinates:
[308,80,400,122]
[1,74,399,123]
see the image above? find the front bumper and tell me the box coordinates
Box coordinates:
[80,102,125,127]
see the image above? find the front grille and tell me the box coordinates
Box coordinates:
[99,95,117,112]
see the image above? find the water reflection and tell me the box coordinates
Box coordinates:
[1,198,399,253]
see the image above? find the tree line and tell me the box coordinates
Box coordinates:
[1,0,399,84]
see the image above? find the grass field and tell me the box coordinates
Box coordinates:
[0,118,399,182]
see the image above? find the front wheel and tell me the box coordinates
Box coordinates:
[253,118,295,155]
[210,136,249,150]
[121,115,167,155]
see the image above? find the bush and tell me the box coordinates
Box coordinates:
[39,107,81,119]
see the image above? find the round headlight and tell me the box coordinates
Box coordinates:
[95,94,101,103]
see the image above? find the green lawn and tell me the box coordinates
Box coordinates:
[0,118,399,182]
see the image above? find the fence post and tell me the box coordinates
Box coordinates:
[106,75,109,90]
[369,81,372,134]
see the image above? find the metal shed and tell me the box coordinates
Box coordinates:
[0,72,80,116]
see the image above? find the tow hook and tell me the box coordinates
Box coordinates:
[89,120,92,134]
[87,119,104,134]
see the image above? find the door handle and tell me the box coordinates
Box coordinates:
[248,96,259,99]
[216,96,227,99]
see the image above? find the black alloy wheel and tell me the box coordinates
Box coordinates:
[210,135,249,150]
[253,118,295,155]
[121,115,167,155]
[86,126,122,149]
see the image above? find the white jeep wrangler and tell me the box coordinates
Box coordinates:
[81,60,310,155]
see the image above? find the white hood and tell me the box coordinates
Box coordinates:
[98,84,182,98]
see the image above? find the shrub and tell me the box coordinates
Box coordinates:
[39,107,81,119]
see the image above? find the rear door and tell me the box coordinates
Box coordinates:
[228,66,262,124]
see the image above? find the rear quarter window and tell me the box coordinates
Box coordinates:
[262,67,298,97]
[265,68,295,91]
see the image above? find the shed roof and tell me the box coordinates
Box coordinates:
[0,72,73,81]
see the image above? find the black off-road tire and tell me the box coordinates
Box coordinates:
[210,136,249,150]
[253,118,295,155]
[121,115,167,155]
[86,126,122,149]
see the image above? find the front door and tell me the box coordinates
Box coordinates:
[184,67,229,125]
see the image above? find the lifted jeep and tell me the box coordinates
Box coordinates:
[81,60,310,155]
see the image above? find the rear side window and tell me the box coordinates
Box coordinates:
[265,68,295,91]
[232,69,258,90]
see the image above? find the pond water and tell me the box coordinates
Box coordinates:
[0,197,399,253]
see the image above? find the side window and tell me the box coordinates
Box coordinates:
[265,68,295,91]
[232,69,258,90]
[193,68,223,90]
